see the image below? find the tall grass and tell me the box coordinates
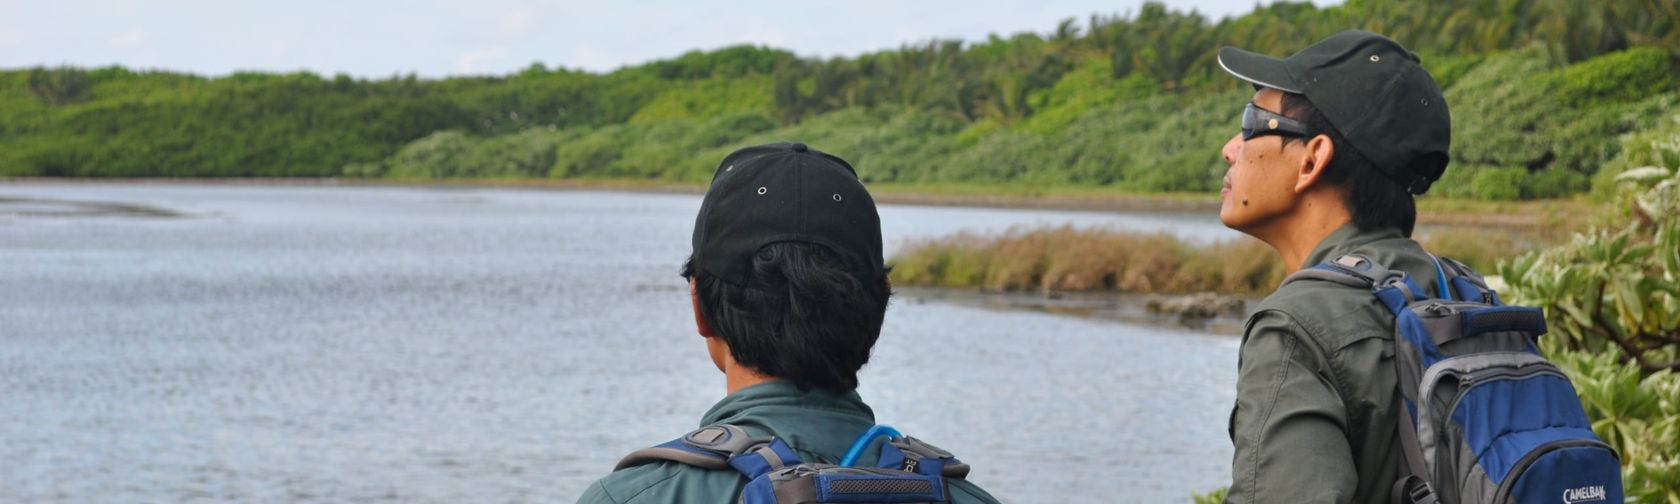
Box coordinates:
[891,226,1283,295]
[891,225,1542,295]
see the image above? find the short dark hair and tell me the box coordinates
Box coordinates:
[1280,92,1419,236]
[681,242,892,390]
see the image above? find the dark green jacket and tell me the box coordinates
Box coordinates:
[1225,224,1440,504]
[577,381,1002,504]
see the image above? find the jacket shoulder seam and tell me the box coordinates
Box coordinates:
[611,464,686,503]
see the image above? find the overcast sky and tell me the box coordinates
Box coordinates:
[1,0,1328,77]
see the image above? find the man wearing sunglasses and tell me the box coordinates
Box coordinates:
[1214,31,1451,503]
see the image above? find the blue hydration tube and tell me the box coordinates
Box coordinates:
[839,424,902,466]
[1428,254,1453,300]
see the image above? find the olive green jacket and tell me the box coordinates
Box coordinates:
[1225,224,1440,504]
[577,381,1002,504]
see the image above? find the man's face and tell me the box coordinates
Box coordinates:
[1219,87,1310,235]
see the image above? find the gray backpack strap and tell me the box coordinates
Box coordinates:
[1281,254,1398,290]
[613,424,769,471]
[1393,408,1438,504]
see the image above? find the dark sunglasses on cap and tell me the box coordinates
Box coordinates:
[1241,103,1310,141]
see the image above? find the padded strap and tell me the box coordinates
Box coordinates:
[613,424,770,472]
[1281,254,1407,291]
[728,438,804,479]
[615,440,731,471]
[1282,267,1374,289]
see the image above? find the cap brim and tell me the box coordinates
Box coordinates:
[1217,47,1304,94]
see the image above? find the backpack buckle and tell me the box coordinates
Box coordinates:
[1407,481,1438,504]
[1331,255,1404,288]
[683,424,772,457]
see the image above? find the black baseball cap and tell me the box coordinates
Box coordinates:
[1217,30,1451,194]
[690,142,884,286]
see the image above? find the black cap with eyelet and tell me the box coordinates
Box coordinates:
[1217,30,1451,195]
[690,142,883,286]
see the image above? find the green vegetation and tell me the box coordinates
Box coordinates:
[1499,121,1680,500]
[4,0,1679,203]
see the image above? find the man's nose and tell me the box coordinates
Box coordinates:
[1221,134,1242,166]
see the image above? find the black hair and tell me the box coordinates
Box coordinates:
[1279,92,1419,237]
[681,242,892,390]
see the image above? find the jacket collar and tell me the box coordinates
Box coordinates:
[1300,223,1407,270]
[699,381,876,462]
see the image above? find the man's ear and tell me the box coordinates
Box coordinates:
[1294,133,1336,193]
[689,279,718,339]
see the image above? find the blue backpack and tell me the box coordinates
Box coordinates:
[1285,254,1622,504]
[614,424,969,503]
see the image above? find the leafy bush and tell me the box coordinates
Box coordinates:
[1591,107,1680,198]
[385,131,475,179]
[1503,120,1680,373]
[1498,117,1680,497]
[1548,46,1677,108]
[1469,166,1526,200]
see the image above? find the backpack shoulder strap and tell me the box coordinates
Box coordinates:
[877,435,971,478]
[614,423,798,476]
[1283,254,1433,315]
[1281,254,1396,290]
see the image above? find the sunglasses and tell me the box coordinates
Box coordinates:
[1241,103,1310,141]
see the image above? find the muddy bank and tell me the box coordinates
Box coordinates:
[0,196,181,218]
[897,287,1254,335]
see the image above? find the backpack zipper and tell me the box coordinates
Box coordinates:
[1445,365,1567,415]
[1441,365,1576,499]
[1490,438,1616,502]
[1422,363,1566,493]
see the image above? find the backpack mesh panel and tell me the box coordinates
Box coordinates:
[828,478,934,494]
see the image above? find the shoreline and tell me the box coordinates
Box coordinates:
[897,287,1252,336]
[1,176,1576,228]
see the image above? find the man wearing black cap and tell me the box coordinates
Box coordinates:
[1213,31,1451,503]
[576,142,1000,504]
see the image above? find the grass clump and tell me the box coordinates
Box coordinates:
[891,226,1283,295]
[893,224,1547,296]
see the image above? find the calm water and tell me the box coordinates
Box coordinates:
[0,183,1240,503]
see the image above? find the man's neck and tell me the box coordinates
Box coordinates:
[725,363,777,395]
[1256,205,1350,274]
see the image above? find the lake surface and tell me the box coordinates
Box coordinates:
[0,182,1241,503]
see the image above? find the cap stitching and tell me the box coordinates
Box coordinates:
[796,155,808,236]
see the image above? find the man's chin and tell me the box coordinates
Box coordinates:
[1220,210,1262,235]
[1218,205,1243,230]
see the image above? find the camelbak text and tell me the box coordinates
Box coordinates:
[1562,485,1606,504]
